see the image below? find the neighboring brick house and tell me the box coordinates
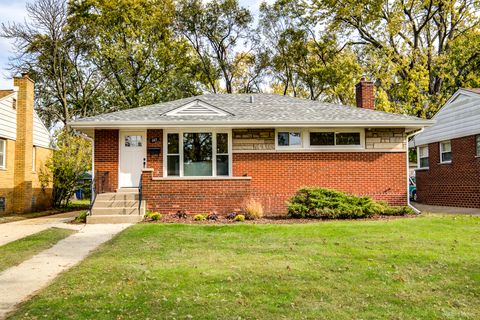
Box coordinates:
[70,79,432,223]
[0,74,53,214]
[411,89,480,208]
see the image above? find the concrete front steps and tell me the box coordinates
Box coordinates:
[87,188,145,224]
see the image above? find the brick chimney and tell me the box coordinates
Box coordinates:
[355,77,375,110]
[12,72,35,214]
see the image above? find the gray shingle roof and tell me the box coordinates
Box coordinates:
[70,93,432,127]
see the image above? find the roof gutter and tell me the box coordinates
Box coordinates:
[69,119,435,129]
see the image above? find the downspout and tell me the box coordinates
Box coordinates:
[406,128,424,214]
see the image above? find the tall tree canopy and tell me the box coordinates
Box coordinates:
[300,0,480,116]
[69,0,201,110]
[1,0,104,128]
[2,0,480,126]
[176,0,258,93]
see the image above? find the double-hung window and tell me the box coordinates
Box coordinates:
[440,141,452,163]
[165,130,231,177]
[0,139,5,169]
[418,145,429,168]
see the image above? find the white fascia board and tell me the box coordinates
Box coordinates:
[69,120,435,129]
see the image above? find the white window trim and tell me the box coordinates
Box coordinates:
[275,128,365,150]
[163,128,232,178]
[417,145,429,169]
[0,139,6,169]
[439,140,452,164]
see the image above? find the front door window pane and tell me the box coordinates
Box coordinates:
[183,133,212,176]
[125,135,142,147]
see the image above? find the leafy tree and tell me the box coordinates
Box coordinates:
[69,0,200,109]
[1,0,104,128]
[39,130,92,207]
[300,0,480,116]
[259,1,363,103]
[176,0,258,93]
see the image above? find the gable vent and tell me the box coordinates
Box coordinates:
[165,100,230,117]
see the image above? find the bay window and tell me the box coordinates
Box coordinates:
[165,130,231,177]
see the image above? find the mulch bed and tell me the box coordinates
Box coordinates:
[142,214,418,225]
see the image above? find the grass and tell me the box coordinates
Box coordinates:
[0,199,90,224]
[9,214,480,319]
[0,227,75,273]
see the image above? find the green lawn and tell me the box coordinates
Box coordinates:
[0,227,75,273]
[9,214,480,319]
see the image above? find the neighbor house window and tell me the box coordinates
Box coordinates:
[0,197,5,212]
[418,145,429,168]
[32,146,36,172]
[165,130,231,177]
[310,131,361,147]
[440,141,452,163]
[277,131,302,147]
[476,135,480,157]
[0,139,5,169]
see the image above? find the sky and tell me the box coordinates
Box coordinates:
[0,0,269,89]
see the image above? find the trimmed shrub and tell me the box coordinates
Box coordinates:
[243,199,264,220]
[74,211,87,223]
[193,214,207,221]
[287,188,415,219]
[145,210,162,221]
[234,214,245,222]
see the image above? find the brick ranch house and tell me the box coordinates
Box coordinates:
[70,79,433,223]
[0,74,53,214]
[411,88,480,208]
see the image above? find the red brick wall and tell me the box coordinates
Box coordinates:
[142,170,251,214]
[94,129,118,192]
[416,135,480,208]
[147,129,163,176]
[233,152,407,213]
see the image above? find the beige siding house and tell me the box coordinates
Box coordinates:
[0,74,53,214]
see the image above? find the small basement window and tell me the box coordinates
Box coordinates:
[440,141,452,163]
[418,145,429,168]
[0,197,5,212]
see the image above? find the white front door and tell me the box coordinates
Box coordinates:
[119,131,145,188]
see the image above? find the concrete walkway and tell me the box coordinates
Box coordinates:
[413,203,480,215]
[0,212,80,247]
[0,223,131,319]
